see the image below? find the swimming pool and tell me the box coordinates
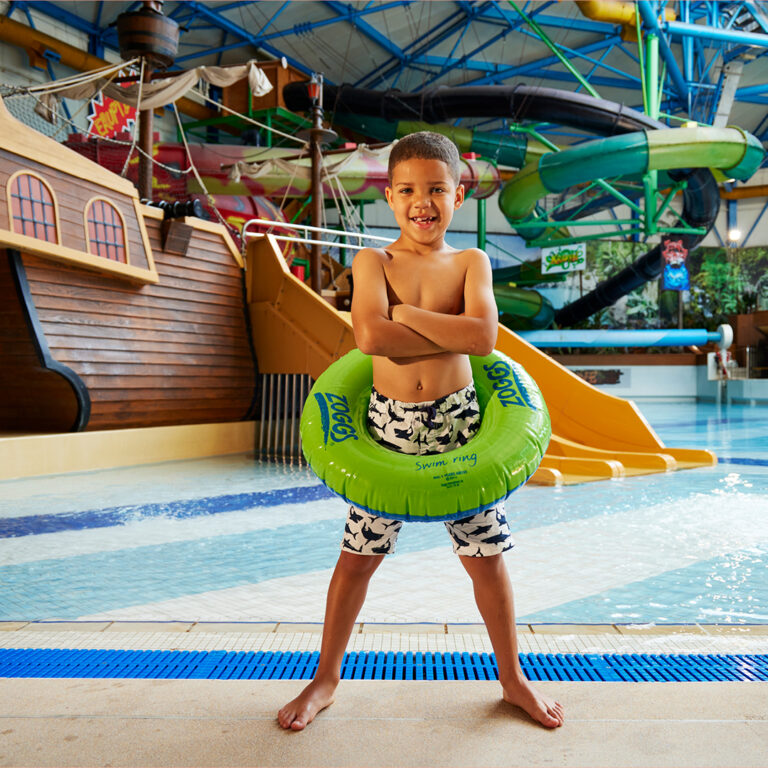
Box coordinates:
[1,402,767,625]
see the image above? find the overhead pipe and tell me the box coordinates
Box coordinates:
[636,1,690,107]
[0,14,214,122]
[574,0,674,42]
[664,20,768,48]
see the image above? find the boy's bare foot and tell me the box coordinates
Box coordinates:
[503,677,564,729]
[277,680,337,731]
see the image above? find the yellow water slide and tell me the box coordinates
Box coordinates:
[246,235,715,485]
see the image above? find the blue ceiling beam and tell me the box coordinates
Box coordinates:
[413,43,636,82]
[20,0,100,36]
[175,1,314,77]
[387,0,525,88]
[358,5,469,88]
[736,83,768,98]
[176,1,410,47]
[467,35,627,87]
[498,69,644,91]
[478,5,618,36]
[322,0,406,61]
[516,28,637,85]
[255,1,291,37]
[421,23,517,86]
[211,1,263,13]
[17,0,125,54]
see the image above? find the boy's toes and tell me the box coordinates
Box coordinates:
[278,705,304,730]
[540,709,560,728]
[277,704,312,731]
[546,702,564,727]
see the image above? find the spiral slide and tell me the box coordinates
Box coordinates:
[283,82,764,326]
[504,126,763,325]
[246,234,716,486]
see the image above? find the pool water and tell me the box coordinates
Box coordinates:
[1,402,767,625]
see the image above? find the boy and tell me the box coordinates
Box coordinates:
[278,132,564,731]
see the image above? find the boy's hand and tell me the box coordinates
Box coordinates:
[382,250,497,357]
[351,249,444,357]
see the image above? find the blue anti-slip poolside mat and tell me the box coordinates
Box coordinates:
[0,649,766,682]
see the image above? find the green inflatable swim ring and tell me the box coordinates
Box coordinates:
[300,348,551,522]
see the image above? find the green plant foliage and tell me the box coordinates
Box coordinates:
[562,241,768,333]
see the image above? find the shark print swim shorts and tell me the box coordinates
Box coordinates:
[341,383,514,558]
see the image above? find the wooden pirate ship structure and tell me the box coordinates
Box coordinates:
[0,96,257,433]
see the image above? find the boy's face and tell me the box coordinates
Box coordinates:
[385,158,464,247]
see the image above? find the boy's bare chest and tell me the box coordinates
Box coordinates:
[383,257,466,314]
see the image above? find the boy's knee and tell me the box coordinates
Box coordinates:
[460,552,505,578]
[337,550,384,577]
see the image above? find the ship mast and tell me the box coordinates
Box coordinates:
[116,0,179,202]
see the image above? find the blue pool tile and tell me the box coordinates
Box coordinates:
[0,485,335,539]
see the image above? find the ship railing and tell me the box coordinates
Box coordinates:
[242,218,393,254]
[244,220,392,464]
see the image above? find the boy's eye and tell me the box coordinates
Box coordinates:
[398,187,412,194]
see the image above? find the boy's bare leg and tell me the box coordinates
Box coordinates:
[277,550,384,731]
[459,553,564,728]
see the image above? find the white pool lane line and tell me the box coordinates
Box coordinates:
[0,501,342,566]
[72,488,768,624]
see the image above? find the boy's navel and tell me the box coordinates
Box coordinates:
[416,382,423,390]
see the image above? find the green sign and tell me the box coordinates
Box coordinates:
[541,242,586,275]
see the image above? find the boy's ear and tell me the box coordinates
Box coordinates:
[385,186,394,209]
[454,184,465,209]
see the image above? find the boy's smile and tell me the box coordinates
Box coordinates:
[385,157,464,249]
[411,215,437,229]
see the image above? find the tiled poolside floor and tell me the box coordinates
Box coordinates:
[1,622,766,768]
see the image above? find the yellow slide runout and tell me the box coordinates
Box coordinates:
[246,235,716,485]
[492,325,715,484]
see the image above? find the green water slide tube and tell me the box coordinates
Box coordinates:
[334,113,557,327]
[500,126,765,238]
[493,284,555,330]
[331,113,550,169]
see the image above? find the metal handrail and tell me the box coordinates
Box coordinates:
[262,235,385,251]
[242,217,393,245]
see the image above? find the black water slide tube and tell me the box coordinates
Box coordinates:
[283,83,719,327]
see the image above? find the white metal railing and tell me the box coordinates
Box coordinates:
[242,218,393,252]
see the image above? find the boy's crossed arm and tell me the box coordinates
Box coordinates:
[392,249,497,356]
[351,248,498,358]
[352,249,443,357]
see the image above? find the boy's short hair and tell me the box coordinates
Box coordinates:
[388,131,462,186]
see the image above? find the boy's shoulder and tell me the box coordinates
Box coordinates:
[456,246,489,260]
[352,246,389,270]
[449,246,491,268]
